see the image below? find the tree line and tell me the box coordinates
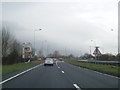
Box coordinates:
[80,53,120,61]
[2,27,23,65]
[2,28,75,65]
[37,50,75,59]
[2,27,119,65]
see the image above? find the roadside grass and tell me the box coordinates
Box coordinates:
[63,59,120,77]
[2,60,44,76]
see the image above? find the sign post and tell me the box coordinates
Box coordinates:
[22,43,32,62]
[93,47,101,60]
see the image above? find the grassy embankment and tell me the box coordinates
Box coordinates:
[63,58,120,77]
[2,60,44,76]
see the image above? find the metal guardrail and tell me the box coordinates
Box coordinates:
[77,60,120,66]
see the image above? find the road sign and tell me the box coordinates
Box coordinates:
[24,47,30,51]
[93,47,101,56]
[22,43,32,59]
[25,52,32,55]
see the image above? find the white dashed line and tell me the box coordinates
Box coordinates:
[56,62,60,69]
[73,84,81,90]
[61,71,65,73]
[0,63,43,85]
[56,62,58,66]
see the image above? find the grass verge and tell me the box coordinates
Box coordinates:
[2,60,44,76]
[63,59,120,77]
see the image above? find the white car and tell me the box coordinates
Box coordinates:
[44,58,54,66]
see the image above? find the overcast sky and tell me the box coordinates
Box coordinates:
[1,0,119,56]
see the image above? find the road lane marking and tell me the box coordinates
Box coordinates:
[61,71,65,73]
[93,70,120,79]
[73,84,81,90]
[78,66,120,79]
[0,63,43,85]
[56,62,59,67]
[56,62,61,69]
[56,62,58,66]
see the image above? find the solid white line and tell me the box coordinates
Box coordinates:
[93,70,120,79]
[61,71,64,73]
[78,66,120,79]
[0,64,43,85]
[73,84,81,90]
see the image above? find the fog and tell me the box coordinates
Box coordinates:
[1,0,119,56]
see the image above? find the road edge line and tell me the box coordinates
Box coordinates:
[79,67,120,79]
[0,63,43,84]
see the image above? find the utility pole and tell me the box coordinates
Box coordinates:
[90,46,91,55]
[118,2,120,59]
[34,29,42,59]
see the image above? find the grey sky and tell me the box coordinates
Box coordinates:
[1,0,119,56]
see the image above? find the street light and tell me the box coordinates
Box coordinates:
[34,29,42,58]
[90,40,97,54]
[91,40,96,47]
[110,29,119,58]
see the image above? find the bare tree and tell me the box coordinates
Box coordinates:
[38,50,44,57]
[2,27,22,64]
[2,27,14,57]
[53,50,60,58]
[11,40,22,56]
[47,53,53,57]
[68,54,74,58]
[8,40,22,64]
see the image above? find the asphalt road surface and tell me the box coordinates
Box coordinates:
[2,61,120,89]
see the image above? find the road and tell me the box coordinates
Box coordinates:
[2,61,120,89]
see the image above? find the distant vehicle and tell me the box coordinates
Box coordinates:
[37,58,42,61]
[44,58,54,66]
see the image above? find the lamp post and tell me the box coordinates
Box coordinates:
[34,29,42,58]
[89,46,91,55]
[110,29,119,59]
[118,28,120,59]
[90,40,94,55]
[91,40,96,47]
[90,40,96,54]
